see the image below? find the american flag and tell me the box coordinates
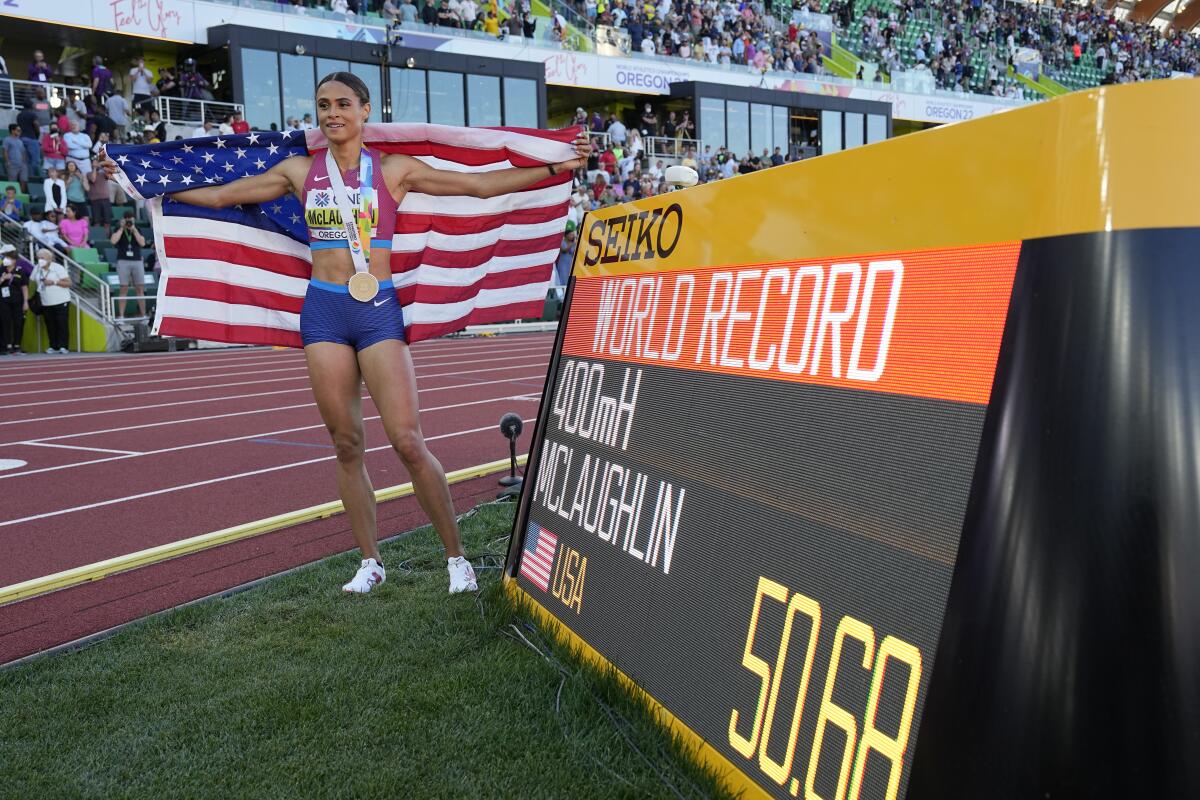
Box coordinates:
[107,124,578,345]
[519,521,558,593]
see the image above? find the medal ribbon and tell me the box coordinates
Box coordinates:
[324,148,375,275]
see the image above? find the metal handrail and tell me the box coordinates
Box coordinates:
[0,78,92,112]
[1,208,122,351]
[155,96,246,127]
[547,0,594,34]
[644,136,701,160]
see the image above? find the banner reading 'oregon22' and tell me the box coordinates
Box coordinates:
[506,80,1200,800]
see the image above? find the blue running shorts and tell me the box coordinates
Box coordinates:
[299,277,407,350]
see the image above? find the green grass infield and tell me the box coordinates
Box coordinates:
[0,501,729,800]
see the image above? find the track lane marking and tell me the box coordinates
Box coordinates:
[16,442,143,456]
[0,417,535,528]
[0,349,552,401]
[0,361,550,425]
[0,453,529,606]
[0,341,553,388]
[0,374,546,448]
[0,391,540,481]
[0,333,555,376]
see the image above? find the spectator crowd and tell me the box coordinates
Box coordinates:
[274,0,1198,93]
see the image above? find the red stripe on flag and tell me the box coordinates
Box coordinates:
[404,300,547,342]
[395,265,552,307]
[157,317,303,348]
[164,237,312,279]
[391,202,568,236]
[390,233,562,271]
[164,276,305,314]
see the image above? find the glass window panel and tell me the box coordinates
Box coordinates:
[241,49,280,132]
[726,100,749,158]
[391,67,428,123]
[280,53,315,128]
[467,74,502,127]
[350,62,382,119]
[503,77,537,127]
[867,113,887,144]
[428,70,464,126]
[750,102,771,156]
[844,112,864,149]
[699,96,725,152]
[820,109,842,154]
[773,106,788,157]
[316,58,349,82]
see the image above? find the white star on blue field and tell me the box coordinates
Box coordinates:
[109,130,310,241]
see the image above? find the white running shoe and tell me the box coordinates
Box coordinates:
[342,558,386,594]
[447,556,478,594]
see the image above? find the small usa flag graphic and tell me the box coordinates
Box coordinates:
[519,522,558,593]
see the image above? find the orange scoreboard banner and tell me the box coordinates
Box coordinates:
[506,80,1200,800]
[560,242,1020,406]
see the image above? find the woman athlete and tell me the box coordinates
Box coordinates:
[103,72,589,594]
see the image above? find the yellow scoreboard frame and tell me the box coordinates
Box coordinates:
[505,79,1200,800]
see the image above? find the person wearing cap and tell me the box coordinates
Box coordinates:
[30,248,71,353]
[0,244,29,354]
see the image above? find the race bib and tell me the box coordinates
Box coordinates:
[1,287,9,299]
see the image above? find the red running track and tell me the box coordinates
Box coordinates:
[0,333,554,664]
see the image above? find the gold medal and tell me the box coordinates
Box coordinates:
[347,272,380,303]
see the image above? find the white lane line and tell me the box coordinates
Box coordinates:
[0,391,541,481]
[5,349,552,408]
[0,373,545,448]
[1,340,552,387]
[17,441,143,456]
[0,347,551,400]
[0,333,554,378]
[0,361,548,427]
[0,416,536,528]
[0,348,275,373]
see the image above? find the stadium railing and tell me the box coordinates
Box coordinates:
[644,135,702,160]
[0,79,92,112]
[155,96,247,126]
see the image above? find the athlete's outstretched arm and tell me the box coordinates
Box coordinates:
[98,150,297,209]
[397,133,590,199]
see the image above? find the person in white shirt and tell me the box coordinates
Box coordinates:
[300,113,315,130]
[641,36,656,54]
[63,121,93,174]
[31,248,72,353]
[606,117,627,146]
[129,59,156,114]
[24,210,69,252]
[719,155,735,179]
[105,93,131,142]
[459,0,478,26]
[191,120,214,139]
[42,167,68,213]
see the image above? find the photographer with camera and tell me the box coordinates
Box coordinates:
[109,211,147,320]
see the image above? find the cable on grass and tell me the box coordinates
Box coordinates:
[502,619,699,800]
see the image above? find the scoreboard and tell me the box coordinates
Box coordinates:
[505,80,1200,799]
